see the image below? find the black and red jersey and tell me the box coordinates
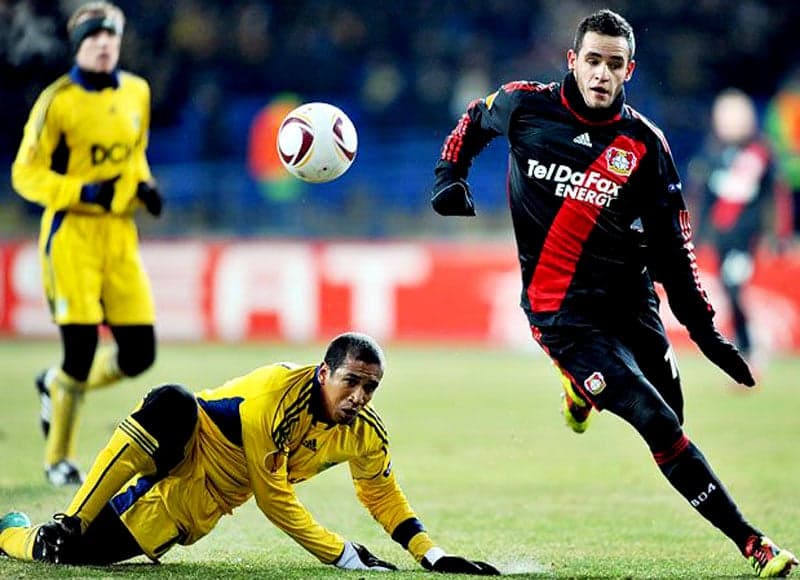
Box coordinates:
[691,136,775,251]
[434,73,715,332]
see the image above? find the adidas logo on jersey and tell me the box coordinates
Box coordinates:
[302,438,317,452]
[573,132,592,147]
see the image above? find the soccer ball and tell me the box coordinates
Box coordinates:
[276,102,358,183]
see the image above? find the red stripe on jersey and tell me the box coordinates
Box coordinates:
[441,110,470,163]
[709,142,770,231]
[653,434,690,465]
[441,98,482,163]
[502,80,553,93]
[527,135,648,312]
[442,84,553,163]
[678,210,713,312]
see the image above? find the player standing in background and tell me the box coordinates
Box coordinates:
[11,1,163,486]
[0,332,499,576]
[765,67,800,234]
[688,89,780,372]
[429,9,797,578]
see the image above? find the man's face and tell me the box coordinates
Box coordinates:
[318,355,383,425]
[567,31,635,109]
[75,29,121,73]
[712,92,756,144]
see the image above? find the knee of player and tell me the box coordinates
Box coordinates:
[117,344,156,377]
[133,384,198,470]
[134,384,197,435]
[632,405,683,448]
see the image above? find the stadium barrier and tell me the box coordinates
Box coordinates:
[1,240,798,351]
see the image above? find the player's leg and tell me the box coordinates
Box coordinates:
[720,247,753,357]
[1,504,144,564]
[534,327,594,433]
[64,384,198,532]
[537,326,796,575]
[41,324,98,485]
[94,222,156,391]
[38,216,105,485]
[86,325,156,391]
[623,298,684,424]
[555,362,592,433]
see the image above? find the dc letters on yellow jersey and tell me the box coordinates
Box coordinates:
[153,363,434,563]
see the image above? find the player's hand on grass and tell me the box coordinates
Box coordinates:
[431,179,476,216]
[421,547,501,575]
[689,327,755,387]
[334,541,397,571]
[80,175,119,211]
[136,181,163,217]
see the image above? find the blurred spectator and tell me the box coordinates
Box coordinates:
[247,93,304,203]
[2,1,800,238]
[687,89,782,368]
[765,68,800,234]
[0,1,67,161]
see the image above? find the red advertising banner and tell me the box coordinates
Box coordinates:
[0,240,797,352]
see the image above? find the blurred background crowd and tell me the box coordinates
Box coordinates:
[1,0,799,238]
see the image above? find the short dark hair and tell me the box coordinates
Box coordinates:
[324,332,385,372]
[574,9,635,59]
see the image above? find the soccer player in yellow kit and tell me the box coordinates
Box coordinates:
[11,1,163,486]
[0,333,500,575]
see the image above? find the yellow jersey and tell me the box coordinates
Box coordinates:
[124,363,436,563]
[12,66,152,217]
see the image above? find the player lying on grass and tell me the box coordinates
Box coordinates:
[0,332,498,575]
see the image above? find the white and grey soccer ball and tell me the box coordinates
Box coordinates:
[276,102,358,183]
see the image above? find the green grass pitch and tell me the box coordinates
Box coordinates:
[0,339,797,578]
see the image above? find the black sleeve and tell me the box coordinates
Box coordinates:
[433,85,516,186]
[640,135,716,333]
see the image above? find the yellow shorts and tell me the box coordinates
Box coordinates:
[39,210,155,325]
[115,465,225,559]
[111,410,238,560]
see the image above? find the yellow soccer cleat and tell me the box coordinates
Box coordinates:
[558,370,592,434]
[744,535,799,577]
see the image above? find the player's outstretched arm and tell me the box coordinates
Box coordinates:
[688,326,755,387]
[351,450,501,575]
[334,541,397,571]
[421,547,501,575]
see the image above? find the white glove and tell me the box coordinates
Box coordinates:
[334,541,398,571]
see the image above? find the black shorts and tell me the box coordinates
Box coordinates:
[533,299,684,426]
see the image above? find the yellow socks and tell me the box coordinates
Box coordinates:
[86,345,124,391]
[0,526,38,560]
[43,344,125,468]
[44,369,86,467]
[66,418,158,531]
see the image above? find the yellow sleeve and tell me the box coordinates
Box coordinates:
[11,81,84,209]
[134,80,153,183]
[351,446,435,562]
[248,448,346,564]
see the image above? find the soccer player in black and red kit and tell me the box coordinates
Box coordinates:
[430,9,797,578]
[689,88,782,370]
